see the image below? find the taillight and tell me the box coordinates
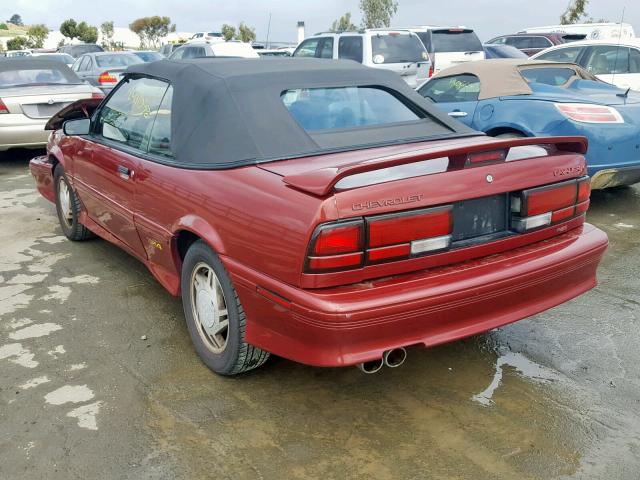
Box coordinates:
[306,207,453,272]
[312,221,363,256]
[0,98,8,114]
[428,63,434,78]
[466,150,506,166]
[556,103,623,124]
[91,91,105,99]
[98,71,117,84]
[306,220,364,272]
[511,177,590,232]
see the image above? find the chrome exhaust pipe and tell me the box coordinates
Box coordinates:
[356,358,384,374]
[383,347,407,368]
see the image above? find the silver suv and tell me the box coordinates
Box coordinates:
[293,29,430,88]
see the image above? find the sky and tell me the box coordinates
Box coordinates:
[2,0,639,43]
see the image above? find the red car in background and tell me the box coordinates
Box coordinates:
[486,32,587,56]
[30,58,607,376]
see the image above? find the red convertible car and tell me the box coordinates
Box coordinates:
[30,58,608,375]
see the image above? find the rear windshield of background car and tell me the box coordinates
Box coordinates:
[519,67,577,86]
[96,55,143,68]
[371,33,427,64]
[432,29,483,53]
[0,67,81,88]
[71,45,103,55]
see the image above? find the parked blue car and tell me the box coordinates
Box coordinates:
[417,59,640,188]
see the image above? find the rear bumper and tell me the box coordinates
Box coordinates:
[226,224,608,367]
[0,115,49,151]
[590,165,640,189]
[29,155,56,203]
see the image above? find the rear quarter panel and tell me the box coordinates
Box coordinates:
[132,162,338,288]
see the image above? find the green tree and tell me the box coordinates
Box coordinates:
[235,22,256,43]
[330,13,358,33]
[8,14,23,26]
[27,24,49,49]
[0,23,8,30]
[60,19,78,41]
[129,16,172,49]
[221,24,236,41]
[100,21,114,50]
[359,0,398,28]
[560,0,590,24]
[77,22,98,43]
[6,36,28,50]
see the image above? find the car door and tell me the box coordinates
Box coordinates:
[418,74,480,128]
[73,56,90,81]
[73,77,169,258]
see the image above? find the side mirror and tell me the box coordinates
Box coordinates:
[63,118,91,136]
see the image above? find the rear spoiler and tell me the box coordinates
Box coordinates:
[45,97,103,131]
[283,136,588,196]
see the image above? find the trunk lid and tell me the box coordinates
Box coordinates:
[259,136,590,288]
[1,84,94,119]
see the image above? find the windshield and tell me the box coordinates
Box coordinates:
[0,67,82,88]
[96,55,144,68]
[371,33,427,64]
[432,30,483,53]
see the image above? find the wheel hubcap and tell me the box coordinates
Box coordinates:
[58,178,73,226]
[190,262,229,354]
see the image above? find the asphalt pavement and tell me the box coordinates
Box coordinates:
[1,150,639,480]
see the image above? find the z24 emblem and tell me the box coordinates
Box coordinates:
[553,165,584,177]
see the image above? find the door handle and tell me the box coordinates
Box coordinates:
[448,111,468,118]
[117,165,133,180]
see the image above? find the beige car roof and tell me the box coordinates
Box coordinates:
[430,59,599,100]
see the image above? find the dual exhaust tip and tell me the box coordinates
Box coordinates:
[357,347,407,374]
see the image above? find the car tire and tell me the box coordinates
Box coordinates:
[181,240,270,376]
[54,164,93,241]
[495,132,525,138]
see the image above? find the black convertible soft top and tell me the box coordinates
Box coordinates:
[125,58,478,168]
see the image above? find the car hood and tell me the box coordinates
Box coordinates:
[517,80,640,106]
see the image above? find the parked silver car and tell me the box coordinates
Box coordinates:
[71,52,143,93]
[0,58,101,151]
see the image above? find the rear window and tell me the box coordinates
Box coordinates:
[0,66,81,88]
[520,67,577,86]
[282,87,421,131]
[71,45,103,55]
[418,74,480,102]
[96,54,143,68]
[371,33,427,64]
[134,52,163,62]
[432,30,483,53]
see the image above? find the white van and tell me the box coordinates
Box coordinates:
[409,26,485,76]
[519,23,635,41]
[292,29,431,88]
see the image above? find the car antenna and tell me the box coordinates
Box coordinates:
[610,6,626,89]
[616,87,630,98]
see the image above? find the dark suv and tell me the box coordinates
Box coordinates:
[57,43,104,58]
[486,33,586,56]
